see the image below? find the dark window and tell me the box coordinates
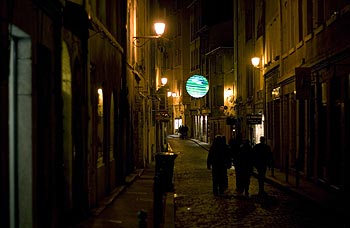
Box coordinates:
[245,0,254,41]
[257,0,265,38]
[316,0,325,26]
[298,0,303,42]
[307,0,313,34]
[215,85,224,106]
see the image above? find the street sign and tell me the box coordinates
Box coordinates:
[246,114,262,125]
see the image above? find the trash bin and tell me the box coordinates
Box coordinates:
[154,152,178,192]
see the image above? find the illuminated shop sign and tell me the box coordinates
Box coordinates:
[185,75,209,98]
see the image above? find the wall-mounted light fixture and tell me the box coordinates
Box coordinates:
[223,87,235,116]
[97,88,103,117]
[225,88,234,103]
[251,57,261,68]
[161,77,168,86]
[225,87,233,98]
[154,22,166,36]
[272,87,281,100]
[133,22,166,47]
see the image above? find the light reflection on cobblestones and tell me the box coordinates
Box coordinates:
[169,137,346,228]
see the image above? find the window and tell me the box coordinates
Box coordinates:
[97,87,104,167]
[314,0,325,27]
[257,0,265,38]
[214,85,224,106]
[110,93,115,161]
[245,0,254,41]
[306,0,313,34]
[298,0,303,42]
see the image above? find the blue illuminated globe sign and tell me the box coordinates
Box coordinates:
[185,75,209,98]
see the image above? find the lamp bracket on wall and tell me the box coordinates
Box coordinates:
[133,36,161,48]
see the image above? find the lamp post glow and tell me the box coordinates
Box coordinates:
[154,22,165,36]
[161,77,168,86]
[251,57,260,68]
[133,22,166,42]
[225,88,233,98]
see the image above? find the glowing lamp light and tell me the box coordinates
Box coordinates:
[251,57,260,68]
[161,77,168,85]
[154,22,165,36]
[225,88,233,97]
[97,88,103,116]
[167,91,172,97]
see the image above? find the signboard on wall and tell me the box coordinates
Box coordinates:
[185,75,209,98]
[246,114,262,125]
[295,67,311,100]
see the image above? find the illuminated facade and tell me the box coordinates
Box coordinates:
[235,0,350,198]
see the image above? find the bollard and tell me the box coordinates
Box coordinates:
[155,152,178,192]
[137,209,147,228]
[153,174,164,228]
[153,152,178,228]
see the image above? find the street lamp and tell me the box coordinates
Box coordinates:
[133,22,166,42]
[251,57,261,68]
[161,77,168,86]
[154,22,166,36]
[250,56,265,145]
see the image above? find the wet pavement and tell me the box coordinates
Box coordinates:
[74,135,348,228]
[169,136,348,228]
[74,162,174,228]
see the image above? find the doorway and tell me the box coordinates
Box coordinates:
[8,25,32,228]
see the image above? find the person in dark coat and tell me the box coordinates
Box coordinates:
[253,136,273,195]
[228,133,243,192]
[207,135,229,196]
[220,135,231,190]
[182,125,188,139]
[235,139,254,197]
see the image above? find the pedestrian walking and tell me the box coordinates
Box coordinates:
[178,125,184,139]
[220,135,231,191]
[178,125,188,139]
[235,139,254,197]
[182,125,188,139]
[228,133,242,192]
[253,136,273,195]
[207,135,229,196]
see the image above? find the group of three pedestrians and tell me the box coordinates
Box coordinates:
[207,134,273,197]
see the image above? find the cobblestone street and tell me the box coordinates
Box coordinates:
[168,137,346,228]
